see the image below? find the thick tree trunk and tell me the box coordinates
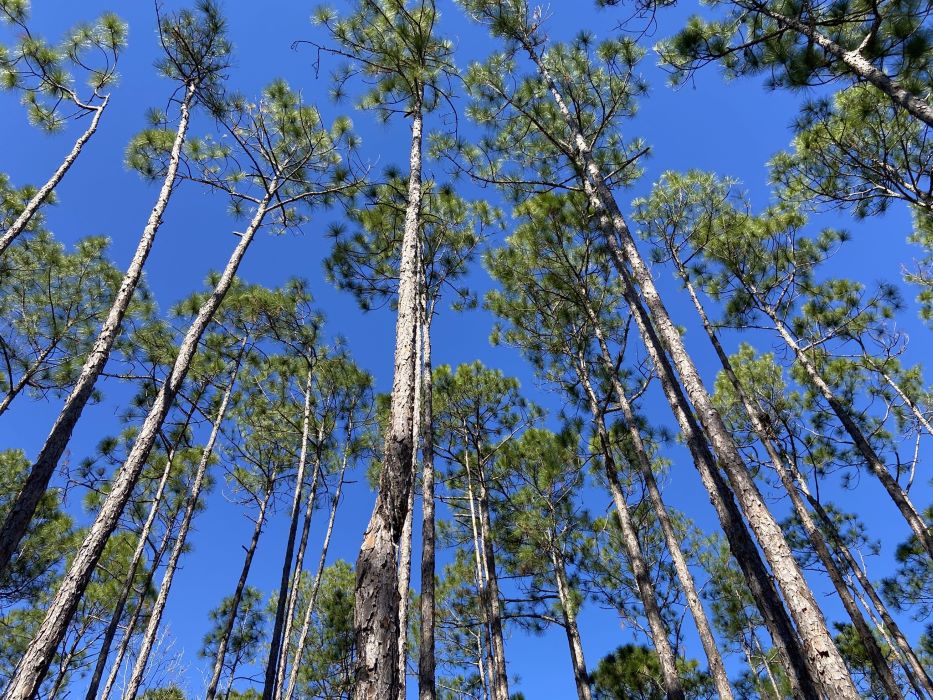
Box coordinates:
[0,98,109,258]
[123,350,243,700]
[417,311,437,700]
[4,191,273,700]
[283,442,349,700]
[353,95,423,700]
[578,363,685,700]
[263,370,316,700]
[522,42,857,698]
[578,295,734,700]
[205,487,274,700]
[675,266,904,699]
[750,290,932,559]
[550,544,592,700]
[0,84,195,580]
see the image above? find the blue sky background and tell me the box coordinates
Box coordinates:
[1,0,931,697]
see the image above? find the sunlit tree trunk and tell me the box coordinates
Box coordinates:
[549,543,592,700]
[418,303,437,700]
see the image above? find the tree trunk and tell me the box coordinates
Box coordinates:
[0,98,109,258]
[282,440,350,700]
[549,543,592,700]
[353,93,423,699]
[0,84,195,580]
[397,299,423,700]
[417,309,437,700]
[273,428,326,700]
[123,348,244,700]
[579,293,734,700]
[205,487,274,700]
[263,369,316,700]
[0,342,57,417]
[4,190,273,700]
[578,361,684,700]
[523,41,858,698]
[749,288,932,559]
[675,265,903,699]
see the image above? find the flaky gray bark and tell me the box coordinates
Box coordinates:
[4,190,273,700]
[0,84,195,581]
[123,348,244,700]
[417,306,437,700]
[0,97,109,259]
[578,360,684,700]
[521,40,858,699]
[263,370,316,700]
[353,95,423,699]
[205,487,274,700]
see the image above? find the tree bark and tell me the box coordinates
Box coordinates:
[3,190,273,700]
[522,40,858,699]
[417,309,437,700]
[205,487,274,700]
[123,347,244,700]
[578,360,685,700]
[263,369,316,700]
[0,84,195,580]
[353,92,423,700]
[0,97,109,258]
[282,440,350,700]
[549,543,592,700]
[674,263,904,699]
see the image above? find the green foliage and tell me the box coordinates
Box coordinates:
[590,644,716,699]
[882,505,933,618]
[201,586,268,693]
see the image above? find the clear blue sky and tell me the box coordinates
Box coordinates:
[2,1,930,698]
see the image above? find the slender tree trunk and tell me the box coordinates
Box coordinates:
[283,440,350,700]
[578,362,684,700]
[205,487,274,700]
[84,429,190,700]
[0,98,109,258]
[418,309,437,700]
[273,430,326,700]
[397,296,423,700]
[3,190,273,700]
[752,4,933,128]
[572,263,815,692]
[0,342,57,417]
[579,296,734,700]
[0,84,195,580]
[674,265,904,699]
[123,348,244,700]
[748,288,932,559]
[522,41,857,698]
[474,460,510,700]
[353,92,423,700]
[264,369,316,700]
[753,633,783,700]
[549,543,592,700]
[875,369,933,438]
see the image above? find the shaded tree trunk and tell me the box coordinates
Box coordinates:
[0,84,195,581]
[4,189,273,700]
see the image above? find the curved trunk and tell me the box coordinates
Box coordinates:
[0,85,195,580]
[4,191,273,700]
[263,369,316,700]
[205,487,273,700]
[353,94,423,700]
[123,348,244,699]
[0,98,109,258]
